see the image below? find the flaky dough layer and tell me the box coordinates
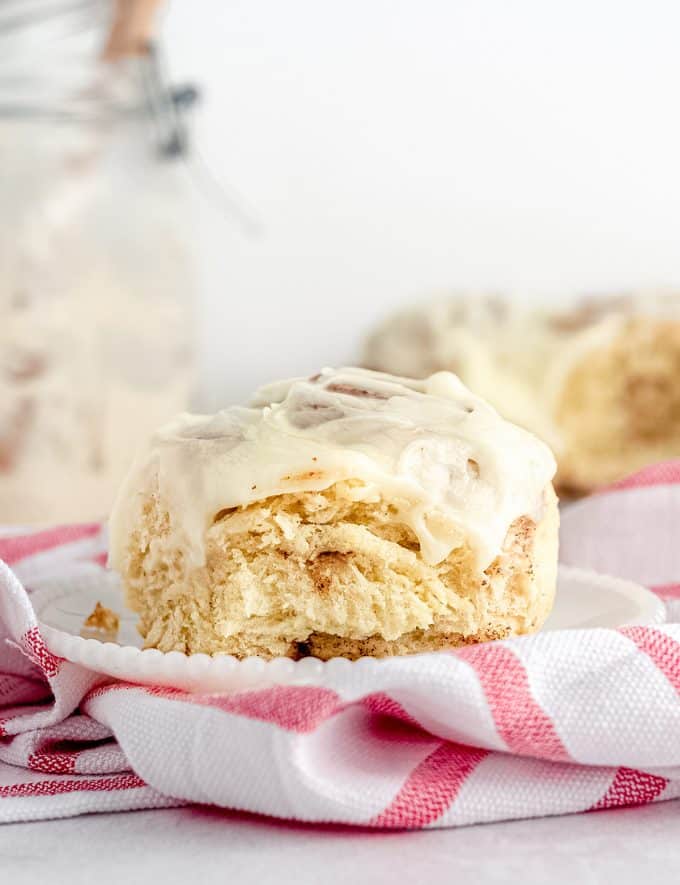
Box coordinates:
[119,480,559,659]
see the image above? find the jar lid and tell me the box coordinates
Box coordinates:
[0,0,194,156]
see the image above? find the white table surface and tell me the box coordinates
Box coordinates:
[2,801,679,884]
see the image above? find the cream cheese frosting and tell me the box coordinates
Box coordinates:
[364,292,680,456]
[108,367,556,575]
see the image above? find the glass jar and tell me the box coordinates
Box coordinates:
[0,0,195,524]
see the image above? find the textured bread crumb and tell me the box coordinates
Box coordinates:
[118,479,558,659]
[82,601,120,640]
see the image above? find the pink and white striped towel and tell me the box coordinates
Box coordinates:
[1,462,679,828]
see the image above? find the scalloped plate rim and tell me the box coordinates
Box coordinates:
[31,564,666,693]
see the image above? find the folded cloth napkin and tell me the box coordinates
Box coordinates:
[1,463,679,828]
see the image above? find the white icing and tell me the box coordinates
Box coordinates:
[364,292,680,454]
[109,367,556,574]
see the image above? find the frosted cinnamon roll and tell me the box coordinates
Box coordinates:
[109,368,558,659]
[364,293,680,495]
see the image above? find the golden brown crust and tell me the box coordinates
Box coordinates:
[291,626,511,661]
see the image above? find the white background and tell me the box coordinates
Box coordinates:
[161,0,680,407]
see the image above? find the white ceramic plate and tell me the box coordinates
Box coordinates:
[32,564,665,693]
